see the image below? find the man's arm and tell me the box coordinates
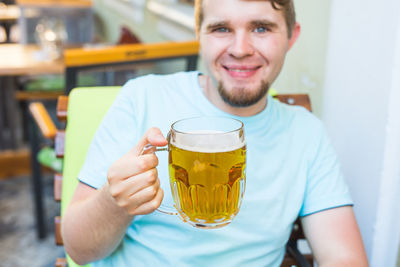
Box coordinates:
[61,128,167,265]
[301,206,368,267]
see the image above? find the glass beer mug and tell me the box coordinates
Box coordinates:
[145,117,246,229]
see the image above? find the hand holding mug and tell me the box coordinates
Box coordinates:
[106,128,167,216]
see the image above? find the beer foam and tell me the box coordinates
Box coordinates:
[171,131,245,153]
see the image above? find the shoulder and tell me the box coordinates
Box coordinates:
[272,97,323,130]
[270,98,329,154]
[121,71,198,94]
[106,71,196,111]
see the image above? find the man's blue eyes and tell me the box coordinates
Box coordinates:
[213,27,268,33]
[215,27,229,33]
[254,27,268,33]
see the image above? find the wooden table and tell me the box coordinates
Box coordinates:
[0,5,20,43]
[0,44,64,76]
[0,43,64,239]
[0,44,63,150]
[16,0,92,8]
[0,4,20,21]
[0,43,64,75]
[0,43,63,161]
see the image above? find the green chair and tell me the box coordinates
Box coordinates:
[28,86,120,267]
[60,86,121,267]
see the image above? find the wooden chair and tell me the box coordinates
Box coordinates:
[274,94,313,267]
[29,88,313,267]
[27,40,199,239]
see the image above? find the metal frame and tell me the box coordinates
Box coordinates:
[65,54,198,94]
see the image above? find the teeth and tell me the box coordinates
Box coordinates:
[229,69,252,72]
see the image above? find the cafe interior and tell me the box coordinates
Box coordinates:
[0,0,400,266]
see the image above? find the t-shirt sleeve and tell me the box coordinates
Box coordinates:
[77,81,139,189]
[299,122,353,217]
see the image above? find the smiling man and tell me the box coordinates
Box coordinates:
[61,0,368,266]
[198,0,300,116]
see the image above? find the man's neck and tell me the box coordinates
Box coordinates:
[198,75,268,117]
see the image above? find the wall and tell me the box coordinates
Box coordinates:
[274,0,332,117]
[92,0,196,75]
[398,250,400,267]
[93,0,165,43]
[93,0,195,43]
[323,0,400,265]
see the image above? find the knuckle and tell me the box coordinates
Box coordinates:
[146,154,158,166]
[107,169,117,182]
[149,200,159,211]
[149,185,158,198]
[109,186,119,198]
[127,209,136,216]
[148,127,159,135]
[136,158,149,172]
[117,199,128,208]
[151,197,162,210]
[151,154,159,166]
[136,155,158,173]
[147,169,158,184]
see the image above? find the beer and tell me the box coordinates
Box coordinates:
[169,142,246,228]
[151,116,246,229]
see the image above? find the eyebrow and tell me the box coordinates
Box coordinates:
[250,19,278,30]
[205,21,230,32]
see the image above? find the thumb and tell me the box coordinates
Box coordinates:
[132,127,168,156]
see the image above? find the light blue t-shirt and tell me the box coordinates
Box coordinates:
[78,71,353,266]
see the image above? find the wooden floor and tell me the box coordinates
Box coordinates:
[0,145,64,267]
[0,174,64,266]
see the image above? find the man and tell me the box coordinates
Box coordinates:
[62,0,368,266]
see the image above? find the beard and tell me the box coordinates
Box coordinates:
[217,80,270,107]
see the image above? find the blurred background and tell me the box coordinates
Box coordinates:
[0,0,399,266]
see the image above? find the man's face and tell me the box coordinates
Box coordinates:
[199,0,299,107]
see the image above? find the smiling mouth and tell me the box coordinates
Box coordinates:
[223,65,261,78]
[223,66,260,72]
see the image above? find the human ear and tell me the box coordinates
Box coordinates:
[288,22,301,50]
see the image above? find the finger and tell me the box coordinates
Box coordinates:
[124,168,159,199]
[108,153,158,182]
[127,177,161,209]
[132,188,164,215]
[108,168,158,201]
[108,128,166,182]
[131,127,168,156]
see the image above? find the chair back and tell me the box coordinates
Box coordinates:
[61,87,120,214]
[56,86,121,267]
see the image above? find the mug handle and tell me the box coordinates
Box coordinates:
[141,144,178,216]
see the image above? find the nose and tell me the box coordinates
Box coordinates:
[228,32,254,58]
